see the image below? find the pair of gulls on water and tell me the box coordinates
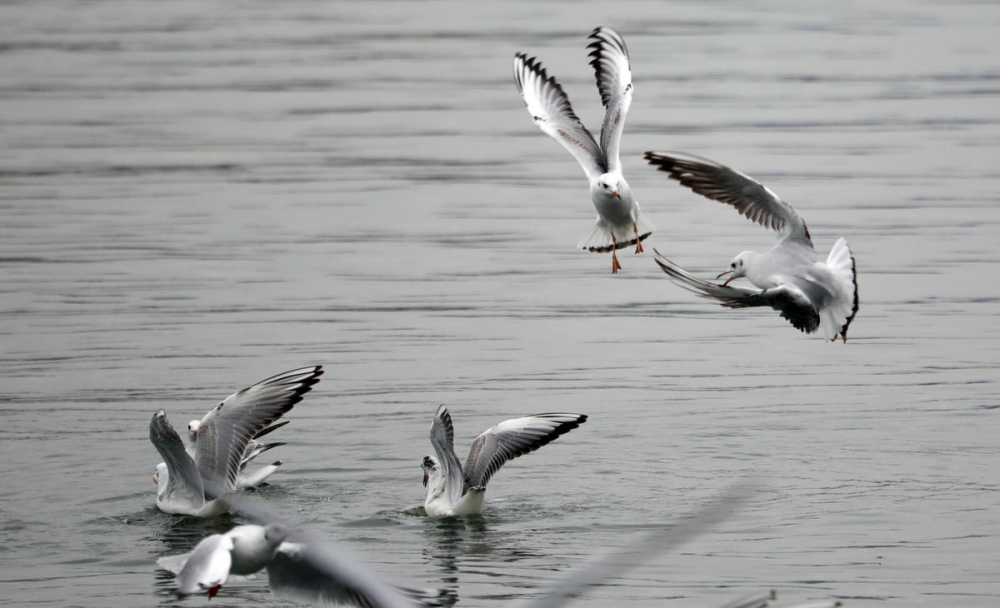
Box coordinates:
[514,27,859,341]
[158,479,841,608]
[149,367,587,519]
[150,367,589,600]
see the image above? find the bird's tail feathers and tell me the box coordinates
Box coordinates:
[822,237,859,342]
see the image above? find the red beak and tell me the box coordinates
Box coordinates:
[612,189,620,198]
[716,269,734,285]
[422,473,428,487]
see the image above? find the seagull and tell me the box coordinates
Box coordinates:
[644,152,859,342]
[421,405,587,516]
[149,365,324,516]
[157,493,451,606]
[514,26,654,273]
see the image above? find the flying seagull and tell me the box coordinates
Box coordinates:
[421,405,587,516]
[514,27,654,273]
[157,493,451,606]
[149,365,324,516]
[645,151,858,341]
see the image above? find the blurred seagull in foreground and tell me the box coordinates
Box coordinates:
[157,492,451,606]
[149,365,324,517]
[514,27,654,273]
[644,152,858,342]
[507,481,842,608]
[421,406,587,516]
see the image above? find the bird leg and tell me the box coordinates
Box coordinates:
[633,223,644,254]
[611,234,621,273]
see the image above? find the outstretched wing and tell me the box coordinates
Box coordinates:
[514,53,606,180]
[508,482,757,608]
[463,413,588,489]
[150,410,205,507]
[653,251,820,334]
[588,27,633,174]
[195,366,324,491]
[269,543,447,608]
[429,405,467,505]
[644,152,811,245]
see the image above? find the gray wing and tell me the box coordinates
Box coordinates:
[268,543,444,608]
[195,365,323,491]
[588,27,633,174]
[463,413,588,489]
[513,53,606,180]
[644,152,812,245]
[653,252,820,334]
[212,491,448,608]
[429,405,467,504]
[150,410,205,506]
[508,482,757,608]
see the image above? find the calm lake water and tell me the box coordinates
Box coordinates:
[1,1,998,606]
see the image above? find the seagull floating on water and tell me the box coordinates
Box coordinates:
[421,405,587,516]
[644,152,858,341]
[149,365,324,516]
[514,27,654,273]
[157,493,450,606]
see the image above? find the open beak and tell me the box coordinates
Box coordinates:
[422,473,428,488]
[716,269,735,285]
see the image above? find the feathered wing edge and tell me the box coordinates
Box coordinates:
[652,250,821,334]
[463,413,588,489]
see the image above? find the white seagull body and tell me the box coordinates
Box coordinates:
[514,26,654,273]
[644,152,858,341]
[157,496,449,607]
[421,406,587,516]
[149,365,324,516]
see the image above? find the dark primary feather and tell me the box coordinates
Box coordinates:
[512,52,607,176]
[644,151,811,243]
[653,252,820,333]
[587,26,631,109]
[463,413,588,489]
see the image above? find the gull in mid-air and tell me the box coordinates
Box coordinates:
[421,405,587,516]
[644,152,858,341]
[514,26,654,273]
[157,493,450,606]
[149,365,324,516]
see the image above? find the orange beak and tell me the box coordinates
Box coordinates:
[152,473,158,484]
[612,189,620,198]
[717,269,735,285]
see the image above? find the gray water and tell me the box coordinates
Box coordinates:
[1,1,999,606]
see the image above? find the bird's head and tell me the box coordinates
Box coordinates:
[596,174,623,199]
[717,251,754,285]
[421,455,439,488]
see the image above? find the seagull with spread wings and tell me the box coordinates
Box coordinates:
[421,405,587,516]
[514,27,654,273]
[645,152,858,342]
[149,365,324,516]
